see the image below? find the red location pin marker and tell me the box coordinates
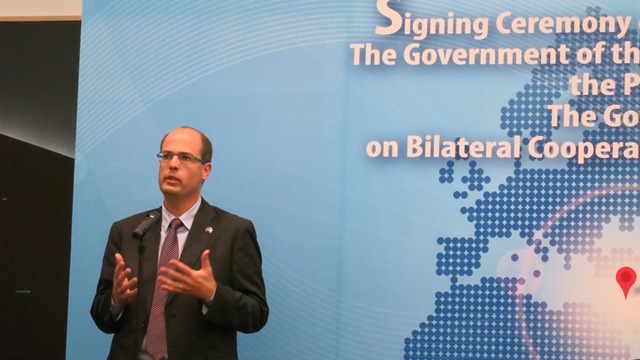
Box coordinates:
[616,266,636,300]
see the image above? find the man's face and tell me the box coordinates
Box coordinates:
[158,128,211,202]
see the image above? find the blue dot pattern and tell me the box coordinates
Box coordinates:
[439,160,455,184]
[409,7,636,359]
[462,161,491,192]
[438,6,640,278]
[404,278,629,359]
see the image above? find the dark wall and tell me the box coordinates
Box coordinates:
[0,20,80,360]
[0,20,79,156]
[0,134,75,359]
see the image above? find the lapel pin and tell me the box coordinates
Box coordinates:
[205,226,213,233]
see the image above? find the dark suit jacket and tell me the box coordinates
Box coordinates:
[91,199,268,360]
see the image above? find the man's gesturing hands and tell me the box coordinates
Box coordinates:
[112,253,138,306]
[158,250,217,301]
[111,250,216,305]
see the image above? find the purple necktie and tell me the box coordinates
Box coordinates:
[145,218,182,360]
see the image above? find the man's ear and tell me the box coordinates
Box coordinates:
[202,162,212,181]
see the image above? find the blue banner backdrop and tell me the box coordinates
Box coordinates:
[68,0,640,359]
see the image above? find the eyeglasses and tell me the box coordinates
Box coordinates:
[156,151,206,165]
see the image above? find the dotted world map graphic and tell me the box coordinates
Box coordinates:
[405,7,639,360]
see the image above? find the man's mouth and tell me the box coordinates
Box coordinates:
[165,175,180,184]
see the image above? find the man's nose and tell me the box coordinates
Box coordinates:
[168,155,180,167]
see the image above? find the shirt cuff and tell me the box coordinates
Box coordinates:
[110,296,124,320]
[201,290,216,315]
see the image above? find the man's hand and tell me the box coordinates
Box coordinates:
[112,253,138,305]
[158,250,217,301]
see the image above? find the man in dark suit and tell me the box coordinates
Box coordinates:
[91,126,268,360]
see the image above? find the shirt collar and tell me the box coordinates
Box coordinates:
[161,197,202,231]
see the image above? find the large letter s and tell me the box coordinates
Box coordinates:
[375,0,402,35]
